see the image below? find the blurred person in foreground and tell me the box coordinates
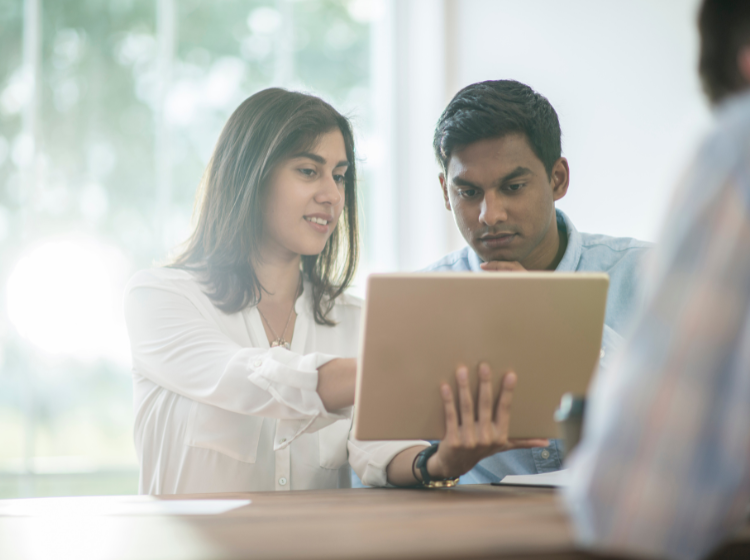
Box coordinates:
[425,79,651,483]
[565,1,750,559]
[124,88,546,495]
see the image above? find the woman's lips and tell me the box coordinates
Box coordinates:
[304,215,331,233]
[479,233,517,248]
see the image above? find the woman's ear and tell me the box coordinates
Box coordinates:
[550,158,570,202]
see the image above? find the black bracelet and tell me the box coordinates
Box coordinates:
[412,443,460,488]
[414,443,440,485]
[411,449,423,483]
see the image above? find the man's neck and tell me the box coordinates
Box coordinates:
[520,214,567,271]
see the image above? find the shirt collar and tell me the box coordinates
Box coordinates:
[554,209,583,272]
[466,208,582,272]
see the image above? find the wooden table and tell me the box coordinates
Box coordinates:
[0,485,748,560]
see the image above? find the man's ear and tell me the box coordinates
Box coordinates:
[550,158,570,202]
[739,45,750,83]
[439,173,452,211]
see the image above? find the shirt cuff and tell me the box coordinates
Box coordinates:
[347,438,429,487]
[247,348,349,448]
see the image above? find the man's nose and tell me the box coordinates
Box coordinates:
[479,191,507,226]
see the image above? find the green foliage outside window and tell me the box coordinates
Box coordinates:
[0,0,371,498]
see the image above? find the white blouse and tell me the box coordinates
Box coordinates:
[124,267,421,495]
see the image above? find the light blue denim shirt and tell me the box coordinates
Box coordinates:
[423,209,652,484]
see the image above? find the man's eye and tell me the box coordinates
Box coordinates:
[506,183,525,192]
[459,189,477,198]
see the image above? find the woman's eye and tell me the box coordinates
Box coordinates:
[333,174,346,184]
[299,168,316,177]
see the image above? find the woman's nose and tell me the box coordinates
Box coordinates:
[316,175,343,205]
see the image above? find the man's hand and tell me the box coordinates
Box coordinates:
[479,260,527,272]
[425,363,549,481]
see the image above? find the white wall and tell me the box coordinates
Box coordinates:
[448,0,711,243]
[364,0,713,278]
[365,0,458,275]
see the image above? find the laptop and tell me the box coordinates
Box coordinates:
[353,272,608,441]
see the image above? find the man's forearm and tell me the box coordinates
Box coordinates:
[385,445,429,486]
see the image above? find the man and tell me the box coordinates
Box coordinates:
[565,1,750,559]
[425,79,651,483]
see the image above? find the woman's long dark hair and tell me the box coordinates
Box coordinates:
[171,88,359,325]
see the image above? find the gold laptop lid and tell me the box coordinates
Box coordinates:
[353,272,609,441]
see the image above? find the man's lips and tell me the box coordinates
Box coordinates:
[478,233,517,248]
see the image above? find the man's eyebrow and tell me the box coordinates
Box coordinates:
[498,166,533,184]
[290,152,350,168]
[450,176,481,188]
[450,166,532,188]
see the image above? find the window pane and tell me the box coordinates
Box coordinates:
[0,0,25,475]
[0,0,374,498]
[0,0,160,497]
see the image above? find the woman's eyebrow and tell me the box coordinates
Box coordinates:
[291,151,325,163]
[290,152,350,168]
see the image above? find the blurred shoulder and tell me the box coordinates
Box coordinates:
[125,267,203,297]
[127,267,197,289]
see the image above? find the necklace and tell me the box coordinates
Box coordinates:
[257,277,302,350]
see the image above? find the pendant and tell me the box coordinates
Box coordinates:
[271,339,291,350]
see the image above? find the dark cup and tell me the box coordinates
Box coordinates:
[554,393,586,459]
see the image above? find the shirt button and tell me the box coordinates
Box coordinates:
[540,449,550,460]
[600,349,605,359]
[279,438,287,444]
[279,477,287,486]
[253,360,262,367]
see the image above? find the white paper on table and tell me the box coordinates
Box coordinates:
[0,496,251,517]
[496,469,570,488]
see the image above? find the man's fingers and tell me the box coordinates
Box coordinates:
[456,366,475,433]
[477,363,493,427]
[493,371,517,439]
[479,261,526,272]
[510,438,551,449]
[440,383,459,440]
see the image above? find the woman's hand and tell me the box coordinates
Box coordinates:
[425,363,549,481]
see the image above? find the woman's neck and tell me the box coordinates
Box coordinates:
[255,249,302,306]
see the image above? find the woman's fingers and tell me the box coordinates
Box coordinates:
[493,371,517,440]
[455,366,475,435]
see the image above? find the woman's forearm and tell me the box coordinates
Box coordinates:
[316,358,357,411]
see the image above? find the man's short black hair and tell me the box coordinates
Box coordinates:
[699,0,750,105]
[433,80,561,177]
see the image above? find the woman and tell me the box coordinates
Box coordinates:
[125,88,543,494]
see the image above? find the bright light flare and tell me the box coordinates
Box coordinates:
[6,238,131,362]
